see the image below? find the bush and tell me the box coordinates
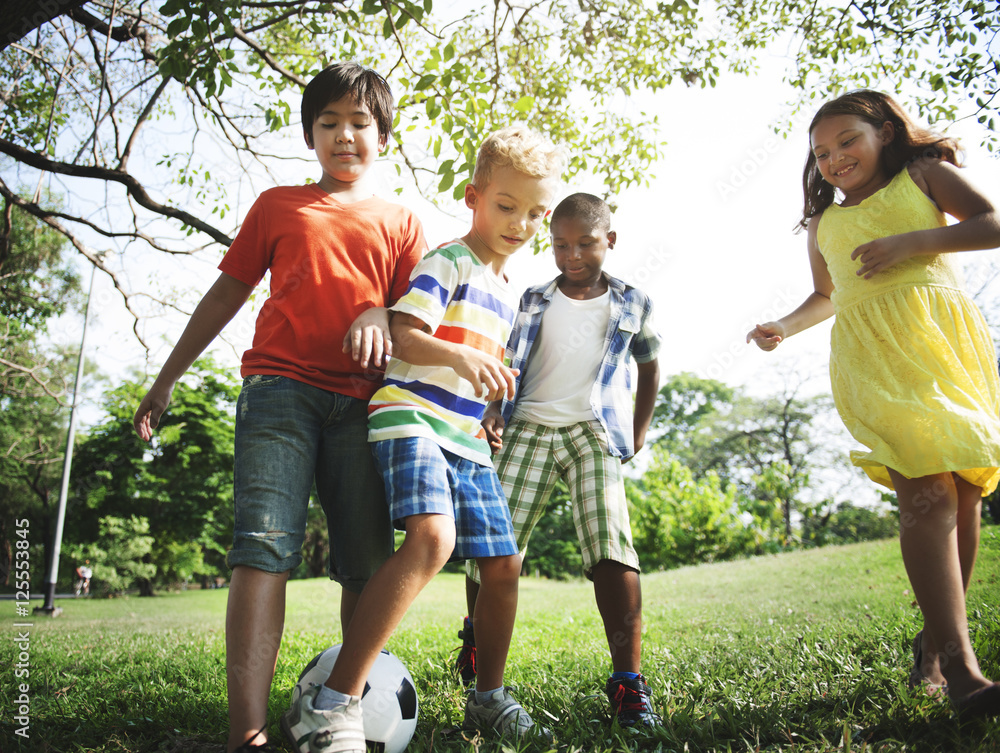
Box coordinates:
[627,448,753,570]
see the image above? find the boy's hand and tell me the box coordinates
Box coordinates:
[454,347,519,402]
[133,385,173,442]
[482,411,506,454]
[746,321,784,351]
[343,307,392,369]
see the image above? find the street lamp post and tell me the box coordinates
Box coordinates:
[35,259,99,616]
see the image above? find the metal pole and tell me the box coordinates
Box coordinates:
[35,261,98,616]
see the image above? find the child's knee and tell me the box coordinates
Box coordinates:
[479,554,521,585]
[400,514,456,570]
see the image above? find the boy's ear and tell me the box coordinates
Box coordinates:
[303,128,314,150]
[607,230,617,249]
[464,183,478,210]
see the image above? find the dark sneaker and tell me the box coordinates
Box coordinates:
[233,728,279,752]
[453,616,477,686]
[606,674,662,728]
[463,686,551,742]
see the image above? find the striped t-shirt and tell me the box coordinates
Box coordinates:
[368,240,517,466]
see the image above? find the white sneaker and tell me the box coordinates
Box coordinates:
[463,686,551,742]
[281,684,365,753]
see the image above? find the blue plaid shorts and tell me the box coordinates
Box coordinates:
[372,436,518,561]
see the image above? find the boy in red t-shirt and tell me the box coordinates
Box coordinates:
[133,62,426,753]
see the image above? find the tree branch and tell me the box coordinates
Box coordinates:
[0,137,234,246]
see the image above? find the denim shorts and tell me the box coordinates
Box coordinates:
[228,375,392,591]
[372,436,518,561]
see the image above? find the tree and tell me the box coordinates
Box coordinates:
[1,0,996,361]
[626,449,751,571]
[651,372,839,543]
[649,371,735,459]
[68,359,238,594]
[0,197,82,587]
[65,514,157,596]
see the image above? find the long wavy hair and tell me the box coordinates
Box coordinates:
[799,90,961,230]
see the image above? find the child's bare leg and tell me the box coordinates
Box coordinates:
[327,513,455,695]
[918,473,984,683]
[226,566,289,752]
[955,474,982,591]
[890,469,993,700]
[340,588,362,632]
[473,554,521,691]
[593,560,642,674]
[465,574,481,617]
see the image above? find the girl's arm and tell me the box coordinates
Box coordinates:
[747,218,835,351]
[852,159,1000,279]
[133,272,254,440]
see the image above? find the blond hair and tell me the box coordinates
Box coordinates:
[472,123,565,189]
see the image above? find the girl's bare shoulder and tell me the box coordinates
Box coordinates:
[906,157,959,197]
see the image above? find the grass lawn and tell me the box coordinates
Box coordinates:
[3,529,999,752]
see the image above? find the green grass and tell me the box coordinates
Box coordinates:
[3,530,1000,752]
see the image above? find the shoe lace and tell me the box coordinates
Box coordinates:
[611,682,651,714]
[452,643,477,673]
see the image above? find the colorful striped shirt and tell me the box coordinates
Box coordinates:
[368,240,518,466]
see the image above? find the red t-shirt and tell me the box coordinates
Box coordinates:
[219,184,426,399]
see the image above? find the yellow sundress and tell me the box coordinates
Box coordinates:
[818,167,1000,494]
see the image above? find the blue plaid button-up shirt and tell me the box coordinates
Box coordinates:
[500,274,661,459]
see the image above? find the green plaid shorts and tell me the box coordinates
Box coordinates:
[467,418,639,582]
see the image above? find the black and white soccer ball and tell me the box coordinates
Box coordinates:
[292,645,418,753]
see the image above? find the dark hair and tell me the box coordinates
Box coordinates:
[800,89,961,229]
[301,61,394,145]
[550,192,611,231]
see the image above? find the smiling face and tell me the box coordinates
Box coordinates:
[305,95,385,194]
[550,215,614,294]
[462,165,559,273]
[810,114,894,204]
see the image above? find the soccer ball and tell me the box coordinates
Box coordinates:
[292,645,418,753]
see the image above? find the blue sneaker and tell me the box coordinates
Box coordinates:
[606,674,662,728]
[453,616,476,686]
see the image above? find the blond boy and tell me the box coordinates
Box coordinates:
[282,125,564,753]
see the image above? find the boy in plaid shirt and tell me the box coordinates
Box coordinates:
[459,192,663,728]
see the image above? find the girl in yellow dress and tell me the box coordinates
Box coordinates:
[747,90,1000,718]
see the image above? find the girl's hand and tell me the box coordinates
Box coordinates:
[851,235,919,279]
[746,321,785,351]
[343,307,391,368]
